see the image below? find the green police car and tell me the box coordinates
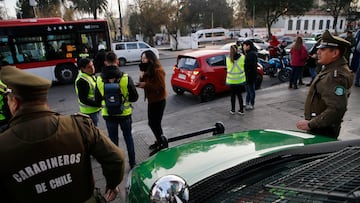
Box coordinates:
[126,126,360,202]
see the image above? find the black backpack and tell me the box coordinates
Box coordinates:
[103,78,124,115]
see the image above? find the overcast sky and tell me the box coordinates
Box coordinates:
[2,0,129,19]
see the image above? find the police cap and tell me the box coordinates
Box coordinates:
[0,66,51,100]
[317,30,351,49]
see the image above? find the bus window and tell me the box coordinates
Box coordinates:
[0,36,13,65]
[16,37,46,62]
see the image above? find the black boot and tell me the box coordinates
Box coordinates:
[148,141,158,150]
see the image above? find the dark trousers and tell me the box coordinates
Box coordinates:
[245,82,256,106]
[290,66,303,87]
[105,116,136,167]
[148,99,166,143]
[229,84,244,111]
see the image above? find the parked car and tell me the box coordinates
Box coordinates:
[238,37,270,50]
[170,50,263,102]
[126,126,360,203]
[111,41,159,66]
[220,42,269,61]
[278,35,295,46]
[285,39,317,56]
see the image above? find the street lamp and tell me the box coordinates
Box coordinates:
[118,0,123,41]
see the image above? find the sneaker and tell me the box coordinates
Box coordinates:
[238,110,245,115]
[229,110,235,115]
[245,105,253,110]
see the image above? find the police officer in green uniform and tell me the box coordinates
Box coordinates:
[296,30,354,139]
[0,66,125,202]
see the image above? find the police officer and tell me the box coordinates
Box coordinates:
[0,66,125,202]
[75,58,102,126]
[296,30,354,139]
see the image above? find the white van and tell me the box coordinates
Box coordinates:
[195,28,230,43]
[111,41,159,66]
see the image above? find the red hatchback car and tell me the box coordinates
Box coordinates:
[171,50,263,102]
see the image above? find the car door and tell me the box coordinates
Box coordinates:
[125,42,139,62]
[206,54,228,92]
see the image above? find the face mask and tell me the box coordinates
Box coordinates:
[139,62,148,72]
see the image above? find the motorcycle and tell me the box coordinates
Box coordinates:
[260,57,292,82]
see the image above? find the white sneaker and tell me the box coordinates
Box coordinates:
[246,105,254,110]
[229,110,235,115]
[238,110,245,115]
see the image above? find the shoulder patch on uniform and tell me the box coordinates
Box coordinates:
[334,86,345,96]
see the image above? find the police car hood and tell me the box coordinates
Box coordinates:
[131,129,334,190]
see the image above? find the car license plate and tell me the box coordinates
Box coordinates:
[178,74,186,80]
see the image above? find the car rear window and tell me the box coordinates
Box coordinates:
[177,57,198,70]
[206,55,226,66]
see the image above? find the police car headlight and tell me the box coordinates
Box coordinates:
[150,175,189,203]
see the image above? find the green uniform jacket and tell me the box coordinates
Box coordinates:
[304,57,354,138]
[0,106,125,203]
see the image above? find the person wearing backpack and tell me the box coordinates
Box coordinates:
[96,51,139,169]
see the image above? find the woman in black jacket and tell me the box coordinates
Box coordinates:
[242,40,258,110]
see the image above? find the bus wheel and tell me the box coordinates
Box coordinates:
[119,58,126,66]
[55,63,78,84]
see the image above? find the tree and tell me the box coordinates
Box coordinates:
[322,0,353,34]
[16,0,35,18]
[166,0,185,50]
[15,0,62,18]
[245,0,314,39]
[68,0,107,19]
[181,0,233,31]
[128,0,170,46]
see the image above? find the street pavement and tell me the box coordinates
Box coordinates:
[51,46,360,202]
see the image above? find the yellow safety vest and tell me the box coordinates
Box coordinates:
[226,55,246,85]
[96,74,132,117]
[0,80,7,121]
[75,72,101,114]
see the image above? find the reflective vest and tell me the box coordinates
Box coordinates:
[96,74,132,117]
[75,72,101,114]
[226,55,246,85]
[0,80,7,121]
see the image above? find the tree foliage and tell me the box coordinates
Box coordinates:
[322,0,353,33]
[180,0,233,31]
[67,0,107,19]
[128,0,172,46]
[16,0,36,18]
[245,0,314,39]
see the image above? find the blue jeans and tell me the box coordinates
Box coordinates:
[105,116,136,167]
[309,67,317,81]
[88,111,100,127]
[246,83,256,106]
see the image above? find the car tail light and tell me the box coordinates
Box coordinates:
[192,70,200,75]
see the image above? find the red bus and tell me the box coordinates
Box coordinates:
[0,17,111,83]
